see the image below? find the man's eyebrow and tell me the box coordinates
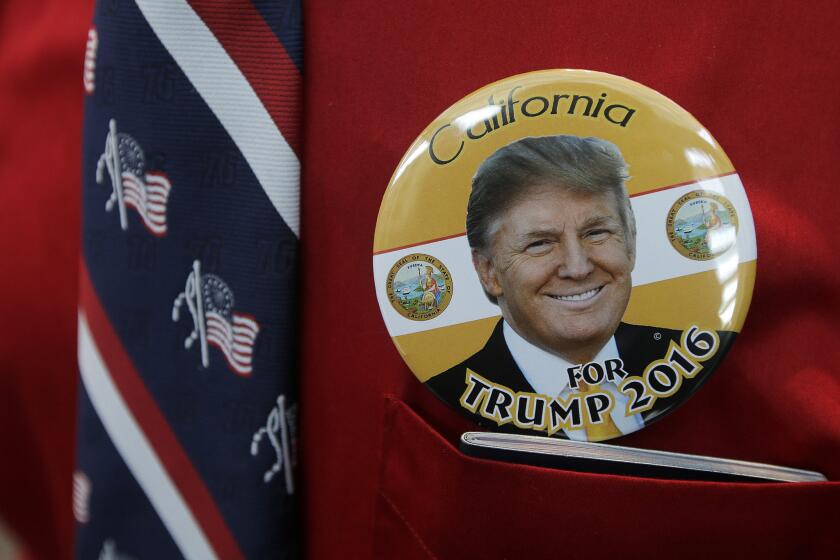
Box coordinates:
[579,215,621,230]
[516,227,564,241]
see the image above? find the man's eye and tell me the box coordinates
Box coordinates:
[525,240,551,253]
[586,229,611,241]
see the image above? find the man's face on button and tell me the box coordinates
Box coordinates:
[474,184,635,362]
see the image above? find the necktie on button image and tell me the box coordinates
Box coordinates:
[73,1,302,558]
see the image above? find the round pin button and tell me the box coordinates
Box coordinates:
[373,70,755,441]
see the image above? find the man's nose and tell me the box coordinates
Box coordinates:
[557,238,594,279]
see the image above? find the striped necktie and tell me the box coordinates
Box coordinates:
[73,1,302,558]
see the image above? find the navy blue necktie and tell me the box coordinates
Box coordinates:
[74,1,302,557]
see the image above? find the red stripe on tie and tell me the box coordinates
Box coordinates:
[188,0,303,158]
[79,263,245,560]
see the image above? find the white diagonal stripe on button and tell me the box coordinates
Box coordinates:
[373,173,756,337]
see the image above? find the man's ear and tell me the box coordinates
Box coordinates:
[472,249,503,298]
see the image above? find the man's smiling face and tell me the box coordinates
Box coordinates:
[473,184,635,363]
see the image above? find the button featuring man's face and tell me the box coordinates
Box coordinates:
[474,185,635,362]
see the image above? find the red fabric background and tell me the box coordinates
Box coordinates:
[1,0,839,558]
[0,2,92,557]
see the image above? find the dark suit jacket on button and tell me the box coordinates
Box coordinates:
[426,318,736,437]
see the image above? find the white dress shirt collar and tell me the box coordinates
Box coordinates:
[502,320,620,397]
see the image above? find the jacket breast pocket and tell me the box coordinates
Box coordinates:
[373,397,840,559]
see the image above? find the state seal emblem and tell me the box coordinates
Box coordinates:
[386,254,453,321]
[666,190,739,260]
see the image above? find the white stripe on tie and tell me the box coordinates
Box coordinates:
[78,312,217,560]
[134,0,301,236]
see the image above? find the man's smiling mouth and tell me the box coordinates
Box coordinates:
[548,286,604,302]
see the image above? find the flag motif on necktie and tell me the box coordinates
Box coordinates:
[83,27,97,94]
[173,261,260,376]
[96,119,172,236]
[72,471,91,524]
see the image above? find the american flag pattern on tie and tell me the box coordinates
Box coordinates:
[74,1,302,558]
[172,260,261,376]
[96,119,173,236]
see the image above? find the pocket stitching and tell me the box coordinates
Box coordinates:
[377,489,439,560]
